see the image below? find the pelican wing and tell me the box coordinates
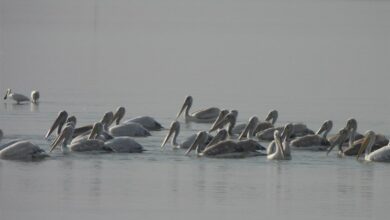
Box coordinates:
[290,135,324,148]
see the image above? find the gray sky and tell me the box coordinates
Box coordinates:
[0,0,389,104]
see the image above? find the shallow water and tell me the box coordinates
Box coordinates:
[1,0,390,219]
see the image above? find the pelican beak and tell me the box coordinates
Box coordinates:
[326,130,346,155]
[3,92,7,100]
[316,123,327,135]
[161,123,177,150]
[113,107,125,125]
[209,115,230,132]
[175,101,188,120]
[88,122,102,140]
[45,111,68,139]
[206,129,227,147]
[185,132,205,156]
[49,129,66,152]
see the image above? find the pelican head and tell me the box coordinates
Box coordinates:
[357,130,376,160]
[66,116,77,125]
[113,107,126,125]
[209,111,237,133]
[326,128,348,155]
[316,120,333,136]
[45,110,68,139]
[206,129,228,147]
[161,121,180,150]
[265,110,278,125]
[176,95,193,119]
[101,111,114,130]
[88,122,103,140]
[3,88,11,100]
[346,118,357,146]
[49,122,75,152]
[238,116,259,140]
[209,109,229,132]
[274,130,285,159]
[280,123,294,140]
[185,131,209,155]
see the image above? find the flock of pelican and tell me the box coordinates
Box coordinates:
[1,92,390,163]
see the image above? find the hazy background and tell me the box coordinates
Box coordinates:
[1,0,390,131]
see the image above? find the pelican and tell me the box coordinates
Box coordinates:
[0,140,48,160]
[176,96,221,123]
[209,109,230,131]
[31,90,40,103]
[49,122,111,153]
[267,123,294,157]
[252,110,279,135]
[357,131,390,162]
[3,89,30,104]
[185,131,266,158]
[112,106,163,131]
[290,120,333,151]
[257,123,314,141]
[267,130,290,160]
[328,118,363,146]
[209,111,256,139]
[344,133,388,156]
[0,129,3,142]
[326,128,349,156]
[104,137,144,153]
[161,121,213,150]
[237,116,260,140]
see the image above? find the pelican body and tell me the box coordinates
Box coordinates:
[3,89,30,104]
[186,131,266,158]
[290,120,333,151]
[112,106,163,131]
[357,131,390,162]
[0,141,48,160]
[31,90,40,103]
[267,123,293,157]
[176,96,220,123]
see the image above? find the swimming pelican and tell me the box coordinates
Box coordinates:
[257,123,314,141]
[49,122,111,153]
[267,123,294,157]
[252,110,279,135]
[112,106,163,131]
[185,131,266,158]
[3,89,30,104]
[161,121,213,150]
[357,131,390,162]
[31,90,40,103]
[326,128,349,156]
[0,140,48,160]
[176,96,221,123]
[237,116,260,140]
[290,120,333,151]
[209,111,254,139]
[267,130,291,160]
[328,118,363,146]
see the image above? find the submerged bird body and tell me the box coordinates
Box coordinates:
[0,141,48,160]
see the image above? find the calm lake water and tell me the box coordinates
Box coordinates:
[1,0,390,219]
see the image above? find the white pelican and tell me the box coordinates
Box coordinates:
[161,121,213,150]
[107,109,151,137]
[257,123,314,141]
[112,106,163,131]
[185,131,266,158]
[31,90,40,103]
[290,120,333,151]
[0,140,48,160]
[267,130,291,160]
[49,122,111,153]
[176,96,221,123]
[267,123,294,157]
[3,89,30,104]
[357,131,390,162]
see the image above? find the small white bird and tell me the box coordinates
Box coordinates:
[3,89,30,104]
[31,90,40,103]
